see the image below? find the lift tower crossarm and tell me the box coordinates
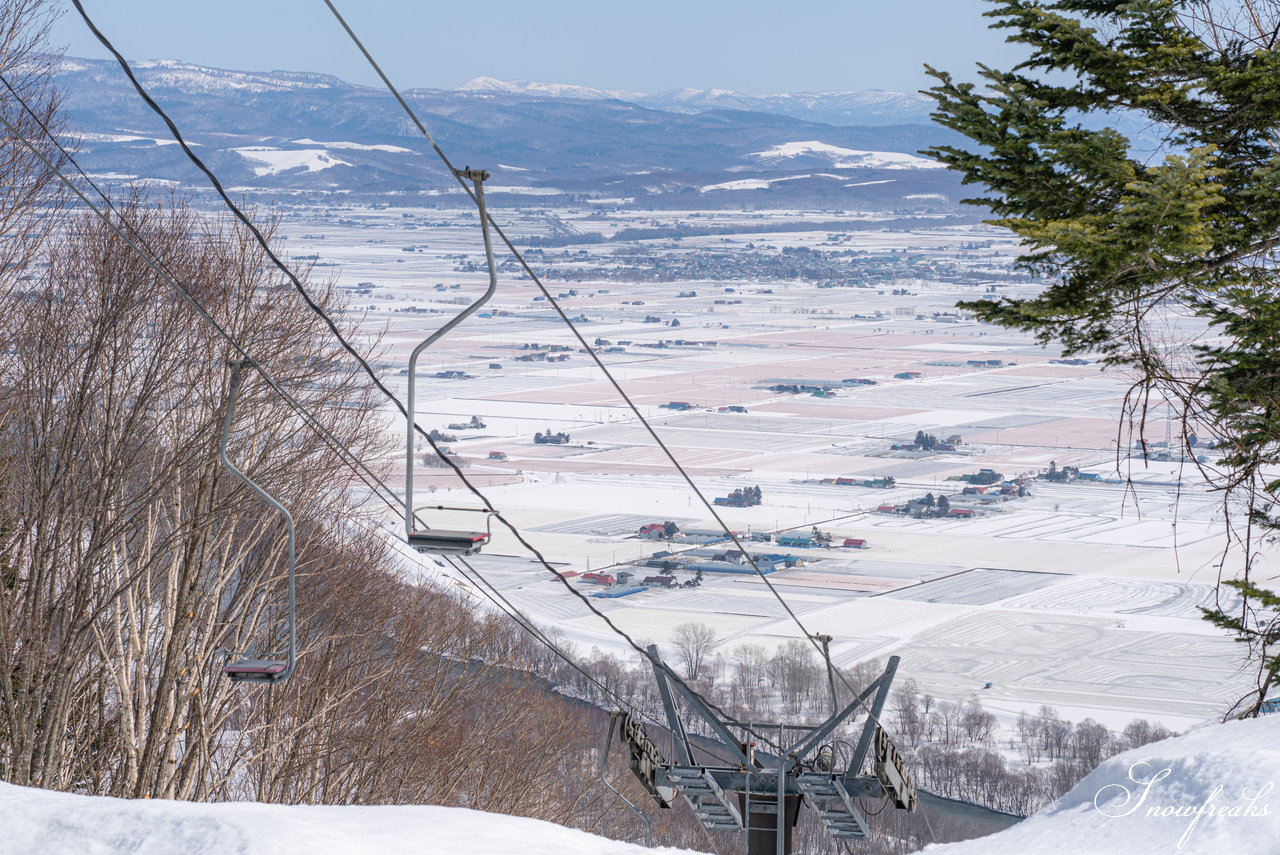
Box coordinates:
[848,655,899,778]
[782,663,893,769]
[648,645,751,767]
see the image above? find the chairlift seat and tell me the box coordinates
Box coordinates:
[223,658,288,682]
[407,529,490,555]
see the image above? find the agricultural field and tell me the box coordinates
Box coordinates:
[276,201,1265,730]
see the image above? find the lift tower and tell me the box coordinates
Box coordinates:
[621,648,917,855]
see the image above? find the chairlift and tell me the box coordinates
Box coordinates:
[218,359,297,685]
[407,504,494,555]
[405,167,498,554]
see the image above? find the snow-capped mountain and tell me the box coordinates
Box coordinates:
[53,58,964,208]
[454,76,645,102]
[748,140,944,169]
[640,87,938,126]
[452,77,939,126]
[59,57,349,93]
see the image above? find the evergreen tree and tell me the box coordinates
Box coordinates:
[926,0,1280,713]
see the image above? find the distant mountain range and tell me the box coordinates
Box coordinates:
[453,76,940,126]
[52,58,967,209]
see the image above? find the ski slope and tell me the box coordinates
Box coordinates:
[2,716,1275,854]
[0,782,698,855]
[925,714,1280,854]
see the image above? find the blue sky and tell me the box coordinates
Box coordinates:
[52,0,1030,95]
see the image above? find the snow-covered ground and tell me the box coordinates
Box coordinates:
[232,147,352,176]
[925,714,1280,854]
[2,715,1274,854]
[0,782,698,855]
[748,140,943,168]
[272,204,1264,732]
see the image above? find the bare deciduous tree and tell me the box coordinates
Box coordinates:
[670,621,720,680]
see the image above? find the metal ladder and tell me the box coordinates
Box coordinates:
[795,773,870,839]
[663,766,744,831]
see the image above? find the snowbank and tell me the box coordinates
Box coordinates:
[924,715,1280,854]
[6,716,1277,854]
[0,781,697,855]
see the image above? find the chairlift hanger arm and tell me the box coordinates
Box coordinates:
[219,359,297,684]
[406,168,499,540]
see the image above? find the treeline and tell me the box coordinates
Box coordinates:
[524,214,988,248]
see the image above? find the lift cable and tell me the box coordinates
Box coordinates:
[0,76,669,729]
[448,552,767,768]
[0,75,409,526]
[320,0,875,706]
[60,5,793,752]
[444,554,670,731]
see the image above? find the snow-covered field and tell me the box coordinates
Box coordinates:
[749,140,944,168]
[271,203,1265,731]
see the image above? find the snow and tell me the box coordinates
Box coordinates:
[291,139,413,153]
[453,76,643,101]
[701,173,843,192]
[749,140,943,169]
[924,715,1280,854]
[3,716,1277,855]
[231,147,352,177]
[79,132,189,146]
[128,60,342,93]
[0,780,698,855]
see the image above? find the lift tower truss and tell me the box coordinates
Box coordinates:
[623,647,916,855]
